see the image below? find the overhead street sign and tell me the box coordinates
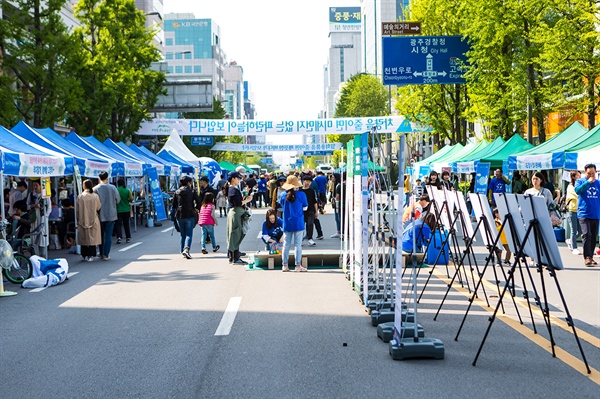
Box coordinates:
[382,35,470,86]
[190,136,214,146]
[381,22,421,36]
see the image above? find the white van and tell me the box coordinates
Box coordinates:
[316,164,333,174]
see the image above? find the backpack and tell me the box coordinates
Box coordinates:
[557,193,569,214]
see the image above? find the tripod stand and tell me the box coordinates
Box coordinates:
[469,194,590,371]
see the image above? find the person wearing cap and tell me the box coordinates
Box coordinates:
[279,175,309,272]
[226,171,254,264]
[402,194,430,228]
[235,166,247,191]
[245,173,257,208]
[173,175,201,259]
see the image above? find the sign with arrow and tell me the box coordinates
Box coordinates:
[381,22,421,36]
[382,35,470,86]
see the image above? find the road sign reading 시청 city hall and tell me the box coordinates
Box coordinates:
[382,36,470,85]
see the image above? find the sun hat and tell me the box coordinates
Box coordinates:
[282,175,302,190]
[235,166,246,175]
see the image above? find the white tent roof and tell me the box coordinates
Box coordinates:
[160,130,200,167]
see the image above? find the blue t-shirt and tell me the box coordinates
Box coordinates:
[280,190,308,232]
[257,178,267,192]
[488,177,507,194]
[401,220,431,252]
[262,217,283,238]
[574,177,600,219]
[314,175,328,193]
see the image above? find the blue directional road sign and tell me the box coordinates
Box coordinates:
[190,136,214,146]
[303,151,334,156]
[382,36,470,86]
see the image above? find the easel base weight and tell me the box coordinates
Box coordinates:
[389,337,445,360]
[371,309,414,326]
[367,300,407,314]
[377,322,424,342]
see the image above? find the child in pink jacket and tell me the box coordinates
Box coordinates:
[198,193,219,254]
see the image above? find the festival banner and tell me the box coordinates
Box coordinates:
[137,116,406,136]
[147,167,167,221]
[210,142,343,152]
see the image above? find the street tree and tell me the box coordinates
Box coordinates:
[69,0,164,141]
[538,0,600,130]
[0,0,80,128]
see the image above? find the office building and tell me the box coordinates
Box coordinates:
[163,13,226,101]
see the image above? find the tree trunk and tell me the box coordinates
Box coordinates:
[586,74,596,130]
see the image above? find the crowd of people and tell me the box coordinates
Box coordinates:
[403,164,600,267]
[171,166,345,271]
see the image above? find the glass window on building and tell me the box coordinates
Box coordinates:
[175,66,183,73]
[194,65,201,73]
[340,48,345,82]
[168,66,173,74]
[165,38,173,46]
[175,52,182,59]
[184,66,192,73]
[184,52,192,59]
[166,52,173,60]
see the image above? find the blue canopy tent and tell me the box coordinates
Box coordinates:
[156,149,196,174]
[102,139,154,175]
[129,145,180,176]
[65,132,144,177]
[11,121,115,177]
[0,125,74,177]
[111,141,171,176]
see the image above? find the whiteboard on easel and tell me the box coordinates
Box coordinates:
[427,186,450,230]
[518,194,564,270]
[469,193,503,250]
[454,191,474,239]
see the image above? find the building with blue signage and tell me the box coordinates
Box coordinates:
[163,13,226,101]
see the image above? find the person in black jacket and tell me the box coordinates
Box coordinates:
[226,172,254,264]
[300,175,323,245]
[172,176,201,259]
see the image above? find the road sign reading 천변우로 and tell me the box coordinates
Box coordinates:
[382,36,470,86]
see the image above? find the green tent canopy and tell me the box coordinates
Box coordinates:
[368,160,386,172]
[218,160,236,172]
[431,140,489,168]
[417,143,460,165]
[481,134,534,169]
[519,121,587,155]
[455,137,505,163]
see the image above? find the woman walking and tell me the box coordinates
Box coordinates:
[173,176,200,259]
[524,172,555,207]
[565,170,582,255]
[77,179,101,262]
[199,192,219,254]
[226,172,254,264]
[26,178,51,253]
[279,175,308,272]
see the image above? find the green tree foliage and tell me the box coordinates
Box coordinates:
[329,73,388,146]
[69,0,164,141]
[0,0,80,128]
[537,0,600,130]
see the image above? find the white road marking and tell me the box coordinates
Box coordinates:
[30,272,79,292]
[161,227,174,233]
[215,297,242,336]
[119,242,142,252]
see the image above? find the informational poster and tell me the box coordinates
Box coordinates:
[41,177,51,198]
[474,162,491,195]
[147,167,167,221]
[393,134,407,342]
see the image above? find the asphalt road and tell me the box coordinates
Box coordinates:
[1,205,598,398]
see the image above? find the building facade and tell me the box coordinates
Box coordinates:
[163,13,226,101]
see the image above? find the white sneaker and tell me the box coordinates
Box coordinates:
[572,249,581,255]
[330,233,341,238]
[565,238,572,251]
[308,239,316,246]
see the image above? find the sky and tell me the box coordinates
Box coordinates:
[163,0,361,166]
